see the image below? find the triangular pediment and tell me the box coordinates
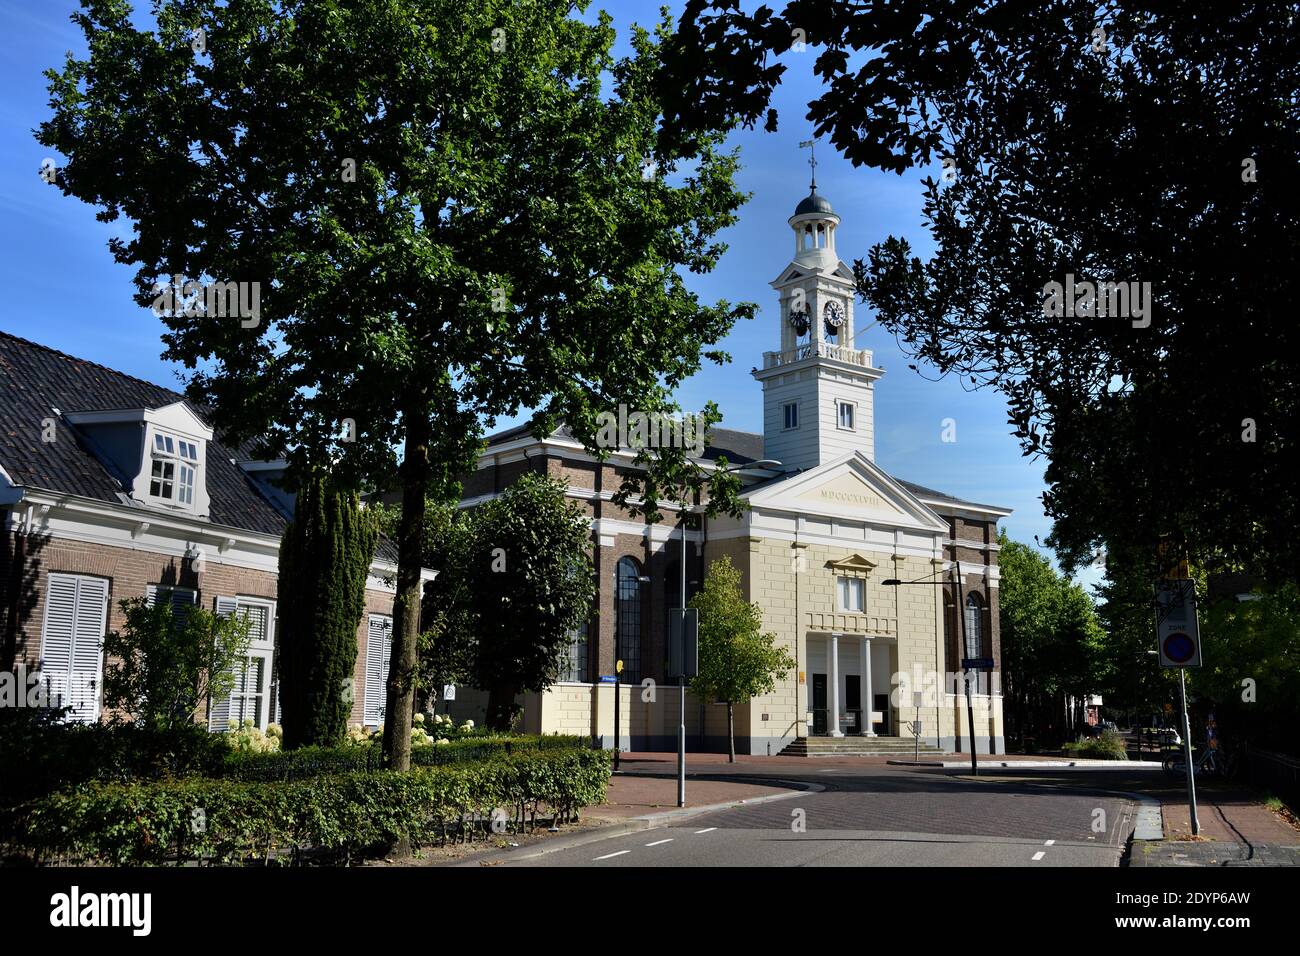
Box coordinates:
[744,451,948,533]
[770,260,856,288]
[825,553,877,574]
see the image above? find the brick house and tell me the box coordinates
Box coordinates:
[0,331,417,730]
[445,185,1012,755]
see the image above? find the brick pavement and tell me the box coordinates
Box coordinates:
[591,772,796,820]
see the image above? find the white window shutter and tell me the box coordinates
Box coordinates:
[70,576,108,723]
[363,615,393,727]
[39,574,78,717]
[208,596,240,731]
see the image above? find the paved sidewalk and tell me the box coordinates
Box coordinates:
[592,770,797,821]
[1133,780,1300,866]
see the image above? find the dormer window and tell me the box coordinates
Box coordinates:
[149,429,200,508]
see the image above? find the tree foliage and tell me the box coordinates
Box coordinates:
[998,532,1105,746]
[688,555,794,761]
[103,598,252,732]
[662,0,1300,586]
[425,474,596,731]
[41,0,752,768]
[276,476,380,750]
[1096,542,1300,752]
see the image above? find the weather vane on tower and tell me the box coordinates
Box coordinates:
[799,138,817,191]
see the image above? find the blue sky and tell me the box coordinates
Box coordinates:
[0,1,1097,589]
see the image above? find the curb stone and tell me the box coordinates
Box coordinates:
[444,777,821,866]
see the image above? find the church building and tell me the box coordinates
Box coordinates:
[453,181,1011,756]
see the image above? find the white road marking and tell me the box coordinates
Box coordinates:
[646,839,674,847]
[594,850,631,861]
[1031,851,1046,861]
[1044,840,1055,846]
[694,827,717,834]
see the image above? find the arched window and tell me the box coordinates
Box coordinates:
[616,557,643,684]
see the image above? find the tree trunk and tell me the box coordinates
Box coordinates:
[727,701,735,763]
[383,398,431,771]
[486,682,520,733]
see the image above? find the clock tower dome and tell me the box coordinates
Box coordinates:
[753,174,885,471]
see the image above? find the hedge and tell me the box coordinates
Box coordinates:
[221,734,591,782]
[0,707,592,804]
[7,748,612,866]
[0,714,228,807]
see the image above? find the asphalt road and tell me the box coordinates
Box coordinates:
[493,765,1141,867]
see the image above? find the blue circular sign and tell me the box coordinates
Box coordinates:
[1163,632,1195,663]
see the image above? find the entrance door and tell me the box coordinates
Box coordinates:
[812,674,827,735]
[873,693,891,735]
[845,675,862,735]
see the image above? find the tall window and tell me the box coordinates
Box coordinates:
[837,401,855,430]
[964,593,983,659]
[783,402,799,430]
[209,597,275,731]
[964,593,985,693]
[560,624,588,682]
[837,575,865,613]
[615,557,643,684]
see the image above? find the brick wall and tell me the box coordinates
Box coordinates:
[4,528,394,725]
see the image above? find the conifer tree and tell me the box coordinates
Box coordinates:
[277,476,379,749]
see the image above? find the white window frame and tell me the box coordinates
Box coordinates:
[209,595,275,731]
[836,400,856,431]
[837,575,865,613]
[782,402,799,430]
[147,429,201,510]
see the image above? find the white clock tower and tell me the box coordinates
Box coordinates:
[753,174,885,472]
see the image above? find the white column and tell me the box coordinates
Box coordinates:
[829,633,843,737]
[861,638,876,736]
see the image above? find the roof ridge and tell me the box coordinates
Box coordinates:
[0,329,185,401]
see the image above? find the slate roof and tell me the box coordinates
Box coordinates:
[483,421,765,465]
[483,420,1006,513]
[0,331,288,536]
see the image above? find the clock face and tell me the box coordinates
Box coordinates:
[788,307,811,338]
[823,300,845,329]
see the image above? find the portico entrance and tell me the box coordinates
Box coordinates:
[807,633,893,737]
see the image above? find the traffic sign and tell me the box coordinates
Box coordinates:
[669,608,699,678]
[1155,579,1201,668]
[961,657,995,671]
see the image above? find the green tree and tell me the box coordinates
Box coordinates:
[449,474,596,731]
[689,556,794,762]
[103,598,252,732]
[41,0,751,768]
[1096,543,1300,752]
[661,1,1300,587]
[276,475,380,749]
[998,532,1105,746]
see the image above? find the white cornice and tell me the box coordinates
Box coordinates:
[10,488,427,581]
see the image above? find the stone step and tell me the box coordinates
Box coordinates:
[779,736,945,757]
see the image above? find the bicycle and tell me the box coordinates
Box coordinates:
[1162,744,1240,780]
